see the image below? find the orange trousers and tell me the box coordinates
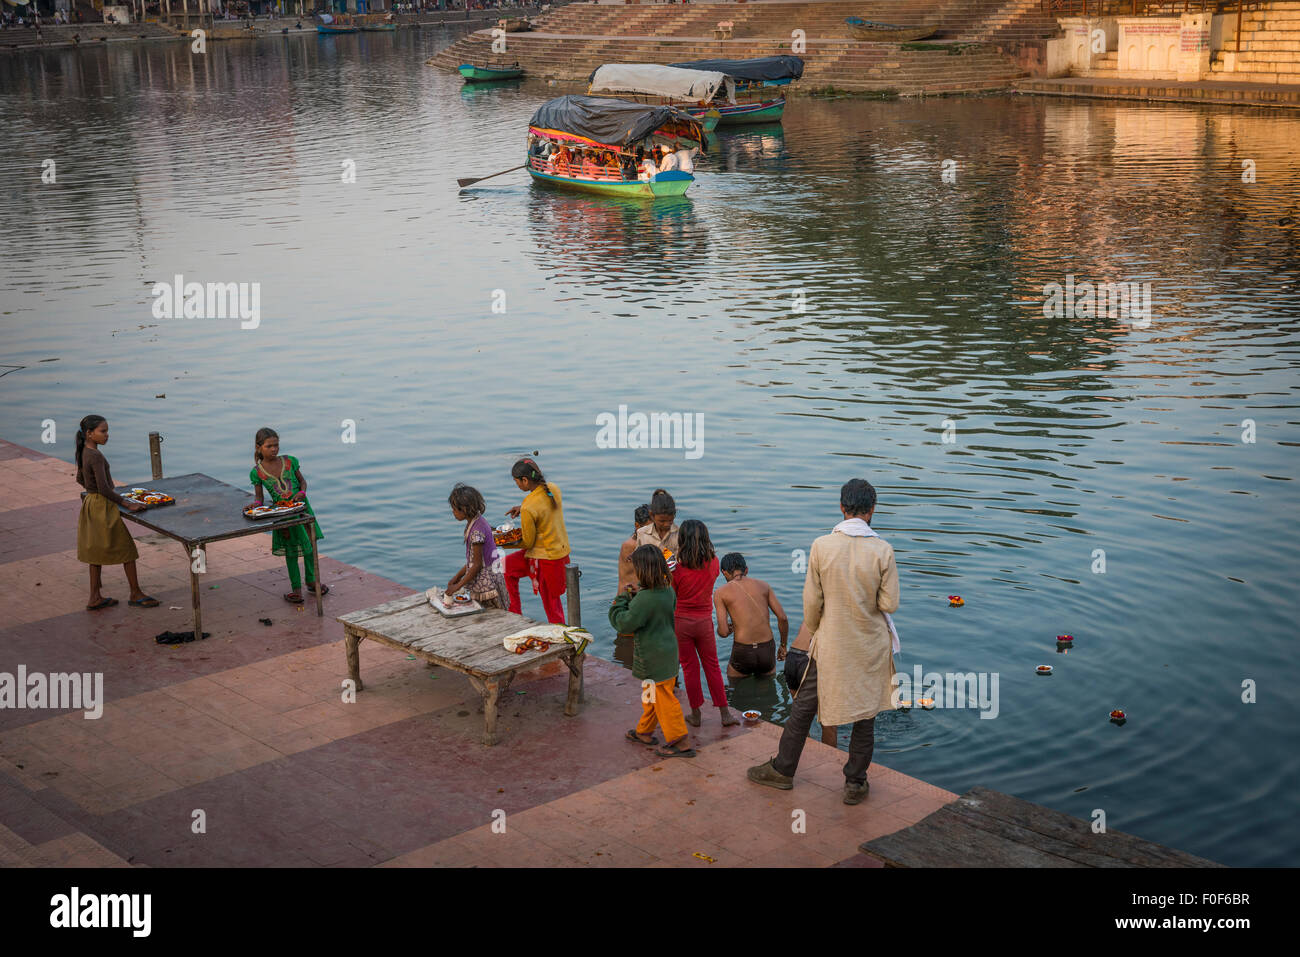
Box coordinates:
[636,677,688,745]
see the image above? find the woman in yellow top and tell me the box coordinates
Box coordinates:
[503,457,571,623]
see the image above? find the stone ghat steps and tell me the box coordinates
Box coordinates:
[531,0,1060,43]
[431,33,1027,93]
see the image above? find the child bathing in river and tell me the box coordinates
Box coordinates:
[250,427,327,604]
[445,483,508,609]
[610,545,694,758]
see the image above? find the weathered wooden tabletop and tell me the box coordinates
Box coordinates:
[337,592,586,744]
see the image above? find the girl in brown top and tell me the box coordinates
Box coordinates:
[75,415,159,610]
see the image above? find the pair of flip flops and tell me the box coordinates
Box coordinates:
[86,596,159,610]
[284,583,330,604]
[624,729,696,758]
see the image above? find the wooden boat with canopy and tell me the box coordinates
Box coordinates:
[587,63,731,133]
[845,17,937,43]
[316,13,359,34]
[668,56,804,125]
[526,95,706,199]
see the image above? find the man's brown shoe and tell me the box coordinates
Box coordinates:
[843,781,870,805]
[747,758,794,790]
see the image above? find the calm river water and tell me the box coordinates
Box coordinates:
[2,28,1298,866]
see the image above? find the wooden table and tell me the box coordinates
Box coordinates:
[114,472,323,639]
[337,593,586,745]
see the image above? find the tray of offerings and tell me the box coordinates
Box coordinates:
[493,523,524,548]
[243,500,307,520]
[121,488,176,508]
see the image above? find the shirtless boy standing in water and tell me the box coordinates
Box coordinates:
[715,553,789,678]
[618,504,653,592]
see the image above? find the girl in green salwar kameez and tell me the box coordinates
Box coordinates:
[251,427,328,604]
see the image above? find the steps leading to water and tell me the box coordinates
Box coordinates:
[431,31,1028,95]
[1213,0,1300,83]
[431,0,1054,94]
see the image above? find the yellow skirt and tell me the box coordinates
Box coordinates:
[77,493,139,566]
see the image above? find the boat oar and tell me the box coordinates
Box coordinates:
[457,165,526,189]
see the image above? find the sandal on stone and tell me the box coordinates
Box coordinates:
[626,729,658,747]
[284,592,304,604]
[129,596,160,608]
[87,597,118,611]
[655,743,697,759]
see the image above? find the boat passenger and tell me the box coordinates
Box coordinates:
[581,151,601,179]
[658,148,679,173]
[552,146,573,176]
[677,147,696,174]
[639,149,658,182]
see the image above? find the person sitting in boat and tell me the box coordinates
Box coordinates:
[551,146,573,176]
[639,147,661,182]
[658,147,680,173]
[677,147,696,175]
[581,151,601,179]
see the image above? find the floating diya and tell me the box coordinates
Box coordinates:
[1057,634,1074,643]
[948,595,964,607]
[1109,709,1127,724]
[898,700,912,711]
[917,697,935,710]
[1036,665,1053,675]
[741,710,761,722]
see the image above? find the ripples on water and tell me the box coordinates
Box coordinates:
[2,30,1299,865]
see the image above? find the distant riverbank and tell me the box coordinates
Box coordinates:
[0,7,538,54]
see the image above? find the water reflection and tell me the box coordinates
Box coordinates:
[2,33,1299,866]
[525,191,708,281]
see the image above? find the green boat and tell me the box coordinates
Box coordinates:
[459,63,524,82]
[360,23,397,32]
[527,167,693,199]
[526,95,705,200]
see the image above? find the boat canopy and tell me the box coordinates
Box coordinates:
[668,55,805,83]
[588,64,729,103]
[528,95,704,149]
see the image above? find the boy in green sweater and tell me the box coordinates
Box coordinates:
[609,545,694,758]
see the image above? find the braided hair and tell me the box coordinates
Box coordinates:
[511,457,557,508]
[75,414,106,481]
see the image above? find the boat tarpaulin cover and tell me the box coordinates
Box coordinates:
[588,64,727,102]
[668,55,805,82]
[528,95,702,148]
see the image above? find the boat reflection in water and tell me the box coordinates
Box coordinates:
[525,189,707,284]
[709,123,788,172]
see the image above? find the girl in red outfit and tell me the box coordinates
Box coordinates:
[673,519,737,727]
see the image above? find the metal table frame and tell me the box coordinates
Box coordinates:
[115,472,323,638]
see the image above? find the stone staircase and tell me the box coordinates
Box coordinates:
[430,0,1063,93]
[1213,0,1300,83]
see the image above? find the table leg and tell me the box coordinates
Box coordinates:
[344,626,364,692]
[308,520,322,618]
[564,651,585,717]
[482,679,502,746]
[186,542,202,640]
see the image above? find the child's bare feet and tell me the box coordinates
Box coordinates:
[686,708,702,727]
[720,706,739,727]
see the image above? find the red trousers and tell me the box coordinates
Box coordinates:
[504,549,568,624]
[675,613,728,710]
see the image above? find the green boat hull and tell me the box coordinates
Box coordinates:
[459,65,524,82]
[715,99,786,125]
[527,167,692,198]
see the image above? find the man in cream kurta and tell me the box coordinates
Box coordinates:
[748,479,899,804]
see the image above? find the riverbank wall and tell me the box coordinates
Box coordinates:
[0,7,537,53]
